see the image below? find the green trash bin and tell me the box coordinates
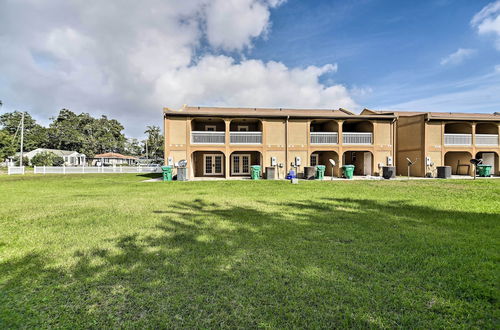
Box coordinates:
[251,165,261,180]
[161,166,173,181]
[316,165,326,180]
[477,165,492,177]
[342,165,355,179]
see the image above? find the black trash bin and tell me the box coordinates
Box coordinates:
[382,166,395,179]
[437,166,451,179]
[265,167,276,180]
[304,166,316,180]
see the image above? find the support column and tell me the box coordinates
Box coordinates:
[337,120,343,177]
[225,119,231,179]
[472,122,476,158]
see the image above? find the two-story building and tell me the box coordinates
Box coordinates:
[164,105,396,179]
[361,109,500,176]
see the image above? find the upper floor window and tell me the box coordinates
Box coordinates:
[205,125,216,131]
[237,125,249,131]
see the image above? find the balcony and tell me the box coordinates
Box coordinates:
[444,134,472,146]
[342,132,373,145]
[191,131,225,144]
[475,134,499,146]
[310,132,338,144]
[230,132,262,144]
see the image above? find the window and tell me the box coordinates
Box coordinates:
[205,125,216,131]
[237,125,249,131]
[310,154,319,166]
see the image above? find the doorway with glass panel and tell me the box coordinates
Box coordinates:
[203,154,224,176]
[231,154,251,175]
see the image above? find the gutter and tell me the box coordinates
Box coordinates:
[285,115,289,175]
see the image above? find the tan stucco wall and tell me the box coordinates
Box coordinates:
[169,118,187,145]
[265,119,286,146]
[288,120,308,146]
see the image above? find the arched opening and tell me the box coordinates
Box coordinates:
[229,151,262,177]
[476,151,498,176]
[310,120,339,144]
[191,151,226,178]
[342,151,373,176]
[444,151,472,176]
[476,123,499,146]
[229,119,263,144]
[310,151,339,177]
[342,120,373,145]
[190,118,226,144]
[444,123,472,146]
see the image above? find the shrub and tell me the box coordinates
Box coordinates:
[31,152,64,166]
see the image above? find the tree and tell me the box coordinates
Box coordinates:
[47,109,126,157]
[0,111,49,151]
[0,131,16,161]
[124,138,143,156]
[144,126,163,161]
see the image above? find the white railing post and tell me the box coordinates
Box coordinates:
[63,165,66,174]
[43,166,46,175]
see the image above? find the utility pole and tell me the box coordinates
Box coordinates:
[20,112,25,167]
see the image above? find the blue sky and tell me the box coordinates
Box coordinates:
[250,0,500,112]
[0,0,499,136]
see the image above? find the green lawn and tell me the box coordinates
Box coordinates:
[0,174,499,328]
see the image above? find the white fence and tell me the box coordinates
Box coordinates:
[230,132,262,144]
[310,132,338,144]
[33,166,161,174]
[191,131,225,144]
[444,133,472,146]
[475,134,498,146]
[342,132,373,145]
[7,166,25,175]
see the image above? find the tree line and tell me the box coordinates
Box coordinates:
[0,108,163,162]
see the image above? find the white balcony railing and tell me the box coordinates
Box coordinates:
[475,134,499,146]
[191,131,225,144]
[342,132,372,145]
[444,133,472,146]
[230,131,262,144]
[310,132,338,144]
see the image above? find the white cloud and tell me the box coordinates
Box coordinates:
[0,0,356,136]
[440,48,476,66]
[471,0,500,50]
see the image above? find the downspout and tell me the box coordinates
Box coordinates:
[285,115,289,176]
[392,117,396,168]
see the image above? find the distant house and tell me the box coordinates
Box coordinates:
[91,152,137,166]
[21,148,86,166]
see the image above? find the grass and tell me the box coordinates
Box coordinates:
[0,174,499,328]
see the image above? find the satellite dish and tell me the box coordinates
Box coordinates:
[329,159,336,166]
[178,159,188,167]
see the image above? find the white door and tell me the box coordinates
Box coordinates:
[231,154,250,175]
[363,152,372,176]
[203,154,223,175]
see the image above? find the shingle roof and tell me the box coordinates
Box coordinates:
[163,105,396,120]
[361,109,500,121]
[94,152,137,160]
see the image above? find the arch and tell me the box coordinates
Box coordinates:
[310,150,340,177]
[342,120,373,133]
[342,150,374,176]
[191,151,226,178]
[229,118,262,132]
[310,120,338,132]
[476,122,498,135]
[444,122,472,134]
[191,118,225,131]
[444,151,472,175]
[476,151,499,176]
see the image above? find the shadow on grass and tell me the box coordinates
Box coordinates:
[1,198,497,328]
[136,173,162,179]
